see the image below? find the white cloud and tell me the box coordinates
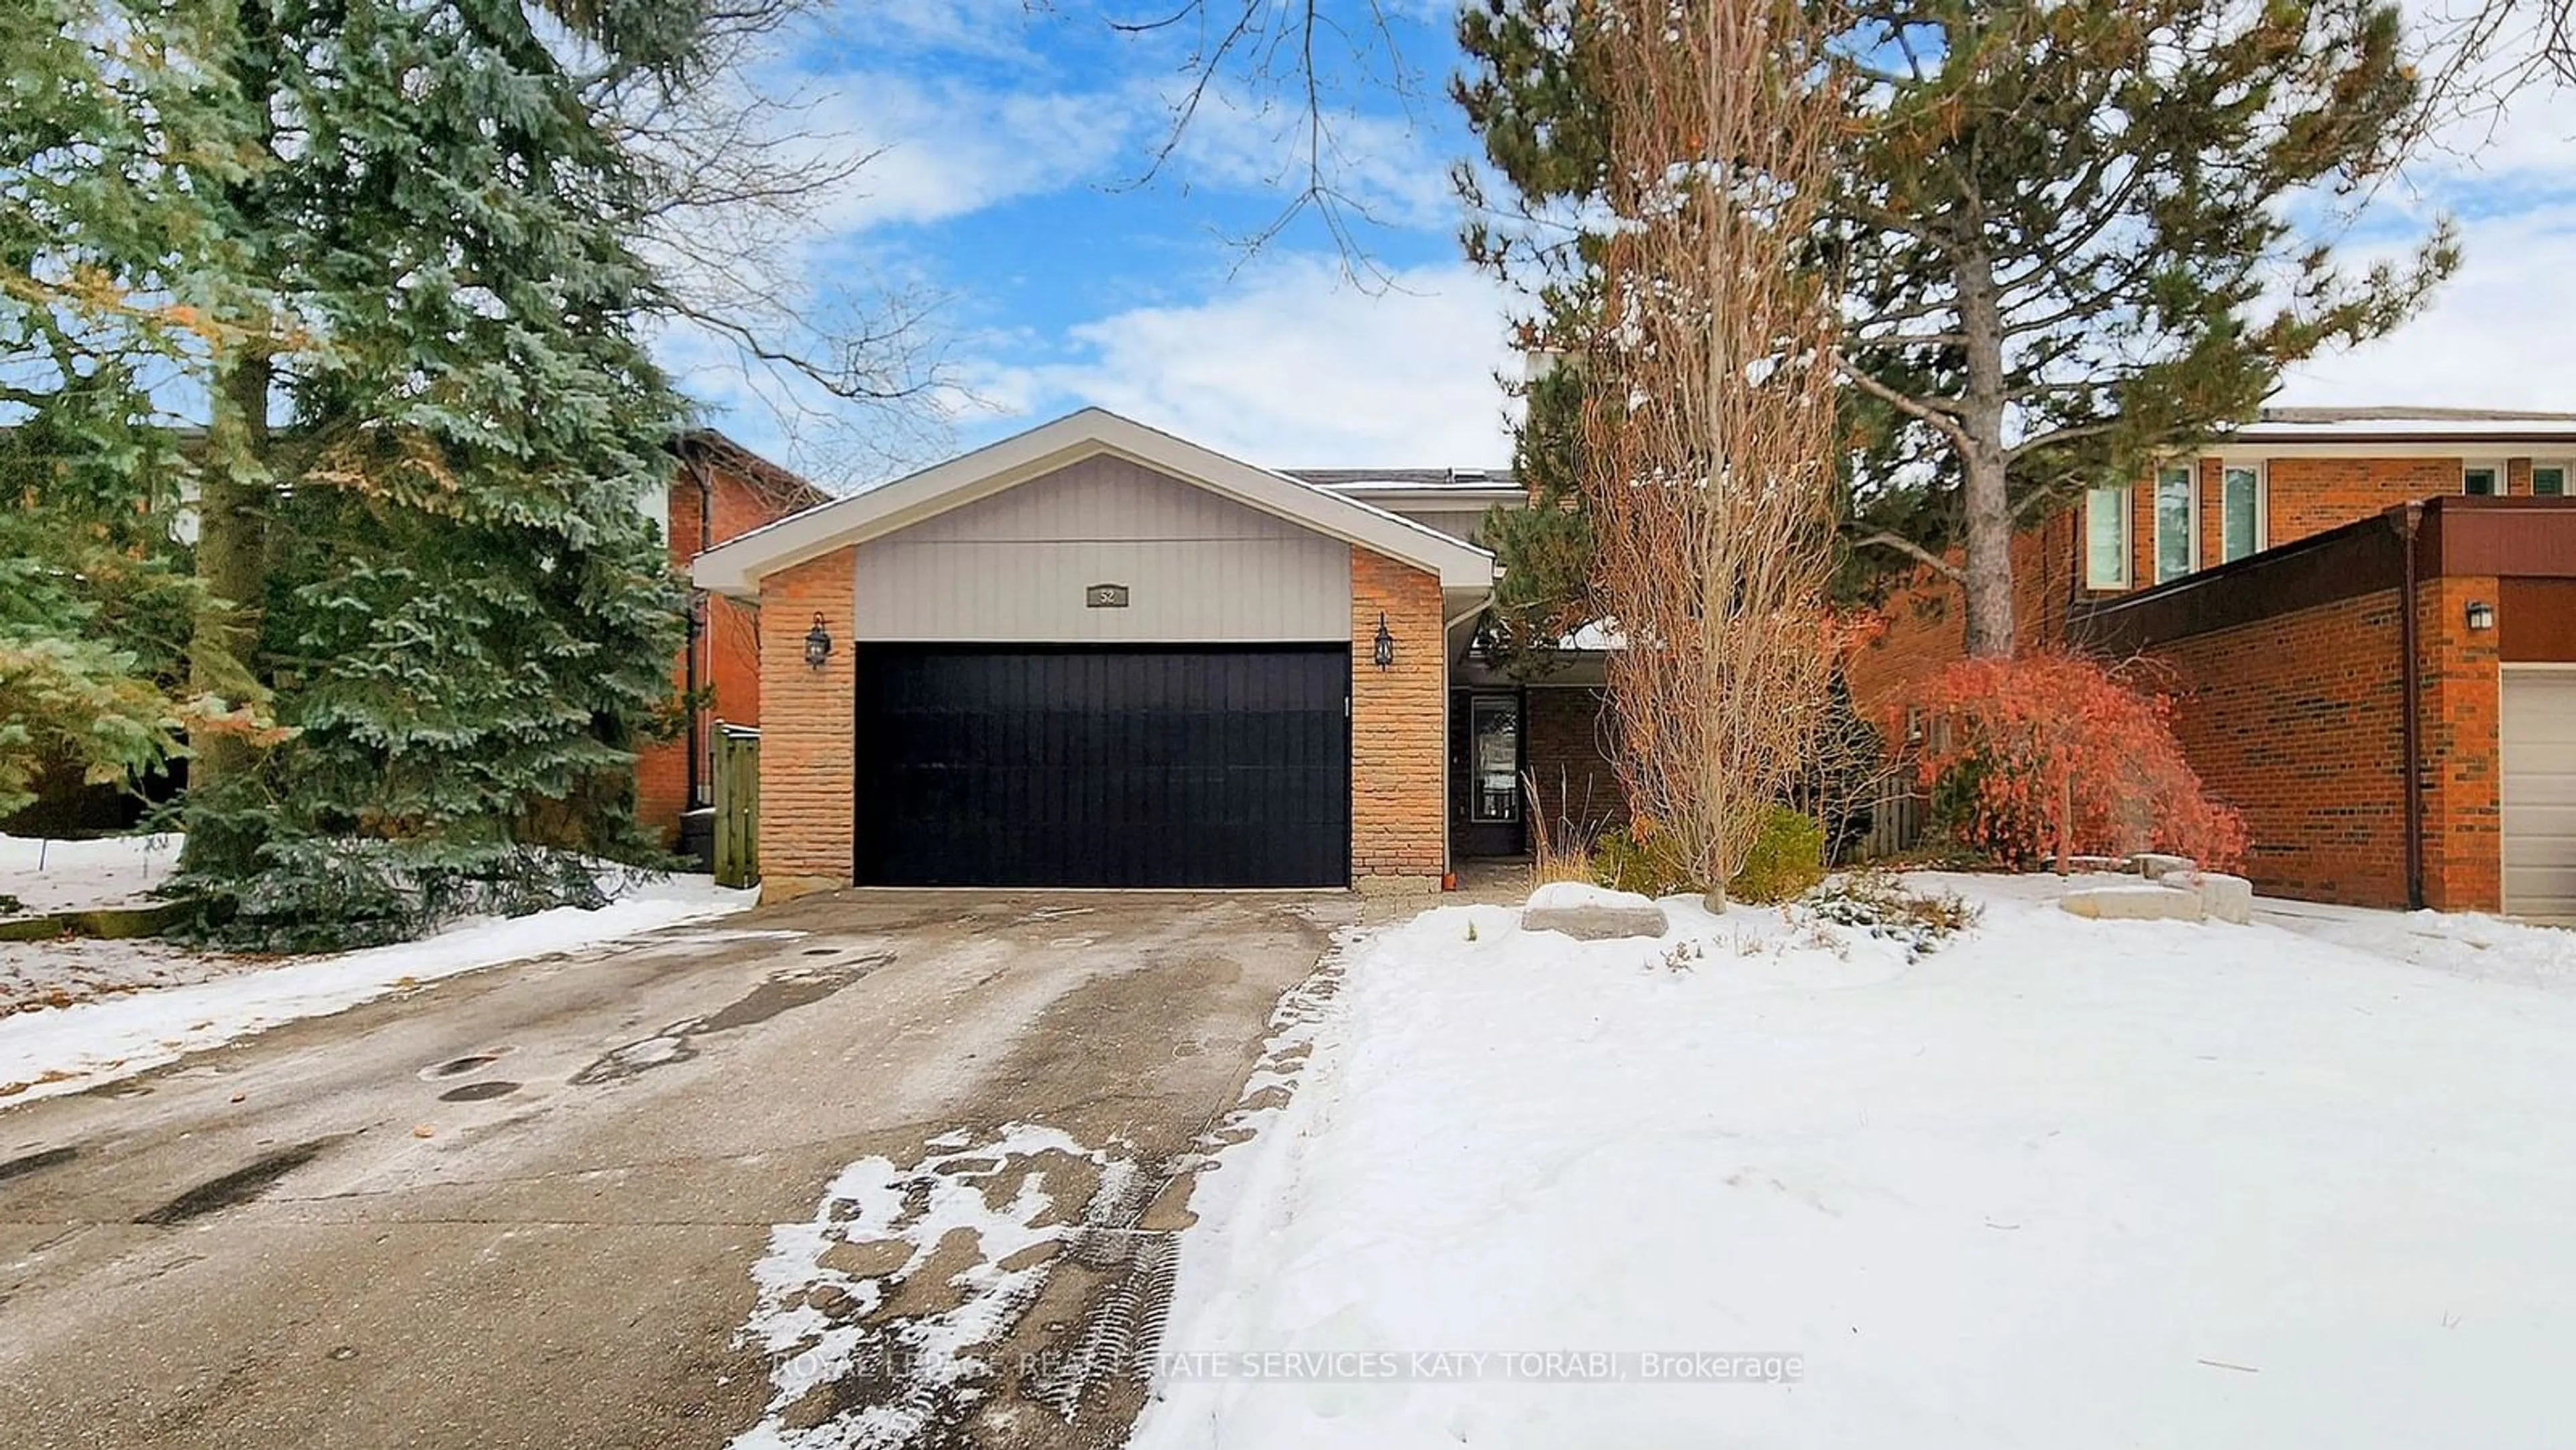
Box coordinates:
[782,75,1143,233]
[959,254,1521,466]
[827,0,1050,62]
[2275,200,2576,411]
[1155,87,1464,233]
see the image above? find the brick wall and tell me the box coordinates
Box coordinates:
[633,467,699,841]
[1853,457,2508,734]
[1524,685,1626,840]
[1838,463,2530,911]
[2134,588,2412,906]
[2418,573,2502,911]
[2261,456,2463,545]
[1843,510,2079,726]
[637,457,814,844]
[1351,545,1446,886]
[754,546,858,901]
[2116,569,2504,912]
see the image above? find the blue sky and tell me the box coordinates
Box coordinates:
[665,1,2576,490]
[661,0,1523,486]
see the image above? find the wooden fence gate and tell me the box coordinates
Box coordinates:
[713,724,760,889]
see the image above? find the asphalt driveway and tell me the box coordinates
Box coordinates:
[0,889,1352,1449]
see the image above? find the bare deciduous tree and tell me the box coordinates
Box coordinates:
[592,0,952,474]
[1108,0,1419,268]
[1580,0,1845,908]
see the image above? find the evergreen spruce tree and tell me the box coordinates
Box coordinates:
[1,0,270,815]
[164,0,708,947]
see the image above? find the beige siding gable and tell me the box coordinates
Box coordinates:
[850,454,1352,642]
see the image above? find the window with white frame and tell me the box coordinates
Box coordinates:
[2464,464,2502,496]
[2153,465,2194,583]
[2084,486,2130,588]
[2534,461,2569,498]
[2219,463,2263,563]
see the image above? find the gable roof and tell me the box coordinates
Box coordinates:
[690,408,1497,598]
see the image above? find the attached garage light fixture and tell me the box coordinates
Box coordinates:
[804,612,833,669]
[1373,612,1395,670]
[2466,599,2496,632]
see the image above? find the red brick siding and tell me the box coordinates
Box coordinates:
[1839,457,2523,911]
[2261,456,2461,543]
[637,457,816,843]
[2418,574,2502,911]
[2134,589,2411,906]
[1524,685,1627,840]
[2102,573,2505,912]
[1351,546,1446,883]
[1843,510,2080,727]
[753,547,857,899]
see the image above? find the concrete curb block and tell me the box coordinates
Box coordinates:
[2061,885,2206,922]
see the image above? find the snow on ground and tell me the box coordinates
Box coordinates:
[0,875,751,1105]
[2261,897,2576,989]
[0,832,181,916]
[1133,873,2576,1450]
[733,1124,1143,1449]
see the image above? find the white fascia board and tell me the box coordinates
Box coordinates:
[690,408,1497,598]
[2193,439,2576,463]
[2236,419,2576,438]
[1325,484,1527,510]
[2222,425,2576,449]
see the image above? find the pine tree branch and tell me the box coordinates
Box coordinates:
[1849,327,1972,348]
[1989,159,2148,297]
[2007,418,2127,461]
[1836,194,1955,255]
[1835,355,1973,451]
[2012,484,2073,522]
[1853,529,1966,583]
[1997,249,2166,339]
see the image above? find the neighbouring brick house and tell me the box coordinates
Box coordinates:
[690,409,1624,901]
[1845,408,2576,920]
[634,430,828,850]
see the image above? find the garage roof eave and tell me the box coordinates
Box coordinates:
[688,408,1498,599]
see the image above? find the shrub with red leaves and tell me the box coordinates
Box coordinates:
[1902,650,2247,871]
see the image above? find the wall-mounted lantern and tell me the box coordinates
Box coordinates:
[1373,611,1395,670]
[804,612,834,669]
[2466,599,2496,632]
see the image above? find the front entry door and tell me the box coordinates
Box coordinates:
[1450,689,1526,857]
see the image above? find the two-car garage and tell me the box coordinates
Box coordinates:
[691,409,1494,899]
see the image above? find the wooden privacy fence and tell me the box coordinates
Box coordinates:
[1856,763,1927,861]
[713,724,760,889]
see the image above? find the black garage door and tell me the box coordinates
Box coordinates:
[853,646,1349,888]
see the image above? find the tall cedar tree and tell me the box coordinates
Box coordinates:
[170,0,702,947]
[1458,0,2457,659]
[1,0,271,816]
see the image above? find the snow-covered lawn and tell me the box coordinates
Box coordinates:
[1136,874,2576,1450]
[0,831,182,916]
[0,873,751,1104]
